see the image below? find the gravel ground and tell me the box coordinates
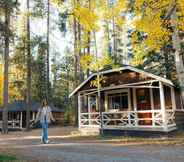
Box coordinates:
[1,127,184,162]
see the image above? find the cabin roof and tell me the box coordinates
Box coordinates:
[0,101,64,112]
[69,65,174,97]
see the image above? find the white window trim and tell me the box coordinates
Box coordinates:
[105,89,131,111]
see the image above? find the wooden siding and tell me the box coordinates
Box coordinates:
[53,112,64,125]
[175,111,184,128]
[175,90,182,109]
[80,70,154,92]
[164,85,172,109]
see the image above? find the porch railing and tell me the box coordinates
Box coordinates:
[0,120,21,129]
[80,110,176,130]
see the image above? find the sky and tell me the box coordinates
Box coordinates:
[18,0,133,64]
[20,0,72,61]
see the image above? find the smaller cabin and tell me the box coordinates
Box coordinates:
[70,66,184,134]
[0,101,64,130]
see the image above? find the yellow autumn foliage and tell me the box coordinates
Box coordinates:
[90,75,107,88]
[131,46,147,66]
[0,62,25,106]
[80,53,112,73]
[9,65,25,102]
[99,0,126,27]
[132,0,184,52]
[73,4,99,31]
[80,54,93,73]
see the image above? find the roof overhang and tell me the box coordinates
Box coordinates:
[69,66,174,98]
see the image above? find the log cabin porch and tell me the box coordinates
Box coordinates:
[70,66,183,134]
[78,82,176,132]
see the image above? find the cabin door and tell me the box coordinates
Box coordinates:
[136,89,152,125]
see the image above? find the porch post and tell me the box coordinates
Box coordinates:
[128,88,131,110]
[150,88,154,110]
[33,112,35,120]
[150,88,155,126]
[20,112,23,129]
[88,95,91,125]
[133,88,138,126]
[133,88,137,111]
[78,93,81,130]
[159,81,167,131]
[171,86,176,110]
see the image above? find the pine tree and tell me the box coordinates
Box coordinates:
[0,0,18,134]
[46,0,50,101]
[26,0,31,130]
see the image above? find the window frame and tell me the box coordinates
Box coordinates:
[105,89,131,111]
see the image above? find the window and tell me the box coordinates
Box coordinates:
[108,92,128,110]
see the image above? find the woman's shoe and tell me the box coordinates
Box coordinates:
[45,140,50,144]
[41,138,43,143]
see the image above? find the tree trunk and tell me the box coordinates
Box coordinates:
[46,0,50,101]
[66,68,70,100]
[78,22,83,82]
[86,0,91,77]
[161,46,171,79]
[93,31,103,135]
[26,0,31,130]
[112,16,117,64]
[2,4,10,134]
[73,0,78,126]
[171,7,184,107]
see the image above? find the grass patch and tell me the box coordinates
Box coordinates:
[0,154,17,161]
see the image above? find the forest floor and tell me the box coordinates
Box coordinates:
[1,126,184,162]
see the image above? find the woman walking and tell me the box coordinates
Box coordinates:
[35,99,55,144]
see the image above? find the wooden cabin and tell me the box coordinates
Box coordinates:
[0,101,64,130]
[70,66,184,134]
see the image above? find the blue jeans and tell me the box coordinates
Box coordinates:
[41,119,48,143]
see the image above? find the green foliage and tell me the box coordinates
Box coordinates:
[0,154,17,161]
[33,42,47,101]
[51,49,75,123]
[31,0,46,18]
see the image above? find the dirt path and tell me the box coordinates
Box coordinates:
[1,127,184,162]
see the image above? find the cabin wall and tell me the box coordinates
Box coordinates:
[174,89,184,128]
[152,88,160,109]
[53,112,64,125]
[80,70,153,92]
[136,88,151,110]
[175,111,184,128]
[164,85,172,109]
[175,89,182,109]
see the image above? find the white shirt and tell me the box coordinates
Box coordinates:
[42,107,48,116]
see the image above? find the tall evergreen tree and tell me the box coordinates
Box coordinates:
[0,0,18,134]
[46,0,50,101]
[2,2,10,134]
